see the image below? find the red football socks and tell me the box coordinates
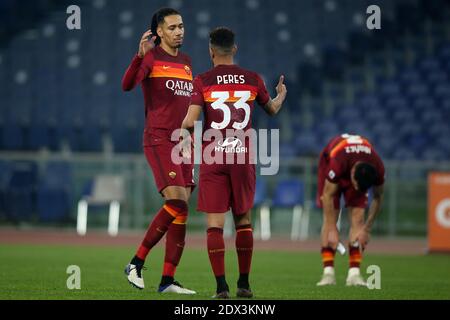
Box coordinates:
[207,227,226,277]
[349,243,362,268]
[163,210,188,277]
[235,224,253,275]
[321,247,336,268]
[136,199,187,261]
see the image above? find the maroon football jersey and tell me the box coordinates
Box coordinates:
[324,134,385,187]
[122,46,193,145]
[190,64,270,163]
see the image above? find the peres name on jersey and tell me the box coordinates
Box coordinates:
[217,74,246,85]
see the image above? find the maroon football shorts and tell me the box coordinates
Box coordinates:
[144,142,195,195]
[197,163,255,216]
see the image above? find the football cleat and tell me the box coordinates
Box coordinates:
[346,268,367,287]
[212,291,231,299]
[236,288,253,298]
[125,263,145,290]
[316,273,336,286]
[316,267,336,286]
[158,281,196,295]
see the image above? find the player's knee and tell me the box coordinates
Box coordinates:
[234,213,251,226]
[163,186,188,202]
[165,199,188,212]
[207,218,225,229]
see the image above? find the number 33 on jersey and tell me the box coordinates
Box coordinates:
[190,65,270,133]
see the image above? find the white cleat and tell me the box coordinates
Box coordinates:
[317,274,336,286]
[346,267,367,287]
[316,267,336,286]
[158,281,196,295]
[125,264,145,290]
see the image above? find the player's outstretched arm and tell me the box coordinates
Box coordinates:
[263,75,287,116]
[122,30,156,91]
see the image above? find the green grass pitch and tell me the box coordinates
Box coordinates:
[1,244,449,300]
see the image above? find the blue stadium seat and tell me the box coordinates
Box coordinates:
[412,97,435,112]
[434,83,450,100]
[272,179,304,207]
[379,80,401,97]
[5,161,38,221]
[366,108,387,123]
[406,83,428,99]
[254,178,267,207]
[399,68,421,85]
[0,160,11,217]
[37,162,72,222]
[78,125,103,152]
[418,57,441,73]
[392,147,416,161]
[1,123,24,151]
[294,132,320,156]
[279,142,298,159]
[385,97,408,111]
[27,124,50,151]
[441,98,450,116]
[426,70,447,85]
[111,126,142,153]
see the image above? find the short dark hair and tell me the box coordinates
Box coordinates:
[209,27,235,54]
[151,7,180,45]
[354,163,377,193]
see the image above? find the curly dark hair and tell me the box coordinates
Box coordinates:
[209,27,235,54]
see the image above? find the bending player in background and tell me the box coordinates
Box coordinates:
[316,134,385,286]
[121,7,195,294]
[181,27,287,298]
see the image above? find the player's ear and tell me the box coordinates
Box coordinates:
[209,46,214,59]
[232,45,238,55]
[157,25,163,38]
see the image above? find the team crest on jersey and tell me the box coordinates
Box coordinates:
[169,171,177,179]
[184,65,191,75]
[328,170,336,179]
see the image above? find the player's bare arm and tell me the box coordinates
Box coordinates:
[262,75,287,116]
[181,104,202,133]
[179,105,202,158]
[321,179,340,248]
[356,184,384,248]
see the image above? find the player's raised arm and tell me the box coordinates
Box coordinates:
[262,75,287,116]
[121,30,156,91]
